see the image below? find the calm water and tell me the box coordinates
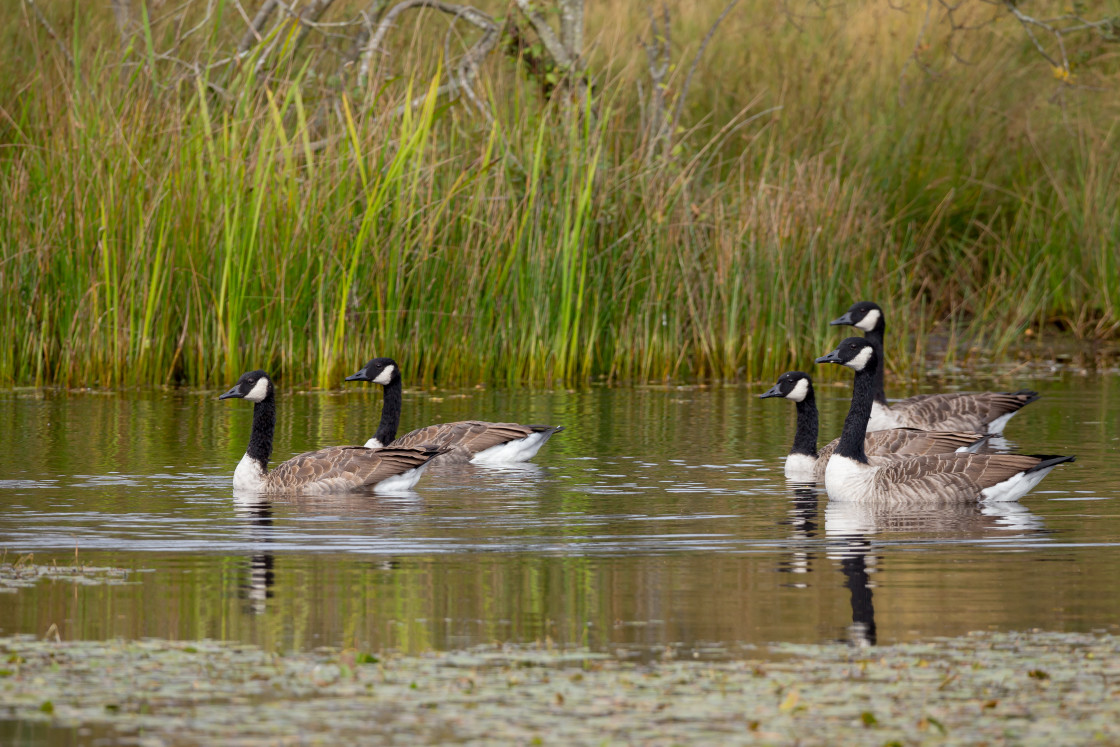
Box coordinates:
[0,372,1117,656]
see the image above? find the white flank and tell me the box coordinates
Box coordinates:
[784,453,817,482]
[787,378,810,402]
[244,377,271,402]
[364,437,384,449]
[980,465,1056,502]
[957,436,989,454]
[866,401,905,431]
[372,364,396,386]
[233,453,267,491]
[855,309,881,332]
[845,346,874,372]
[985,411,1018,434]
[373,462,431,493]
[470,431,552,465]
[824,455,879,502]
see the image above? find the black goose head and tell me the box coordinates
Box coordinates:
[219,370,273,402]
[815,337,878,372]
[344,357,400,386]
[759,371,813,402]
[830,301,883,334]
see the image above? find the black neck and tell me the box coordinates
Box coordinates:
[374,379,402,445]
[790,388,819,458]
[247,395,275,470]
[863,325,888,406]
[835,360,875,464]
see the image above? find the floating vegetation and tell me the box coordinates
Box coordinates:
[1,631,1119,744]
[0,556,135,592]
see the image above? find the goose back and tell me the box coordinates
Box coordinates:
[394,421,564,465]
[815,337,1073,503]
[263,445,446,494]
[869,390,1039,433]
[220,370,446,495]
[837,452,1074,504]
[831,301,1039,433]
[761,372,987,482]
[345,357,563,465]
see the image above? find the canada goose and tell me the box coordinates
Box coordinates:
[759,371,989,482]
[219,370,446,494]
[344,358,564,465]
[814,338,1074,502]
[830,301,1039,433]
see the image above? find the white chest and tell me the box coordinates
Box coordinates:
[233,453,266,491]
[783,453,818,482]
[824,455,879,502]
[364,437,384,449]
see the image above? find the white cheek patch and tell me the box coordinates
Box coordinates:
[372,364,396,386]
[855,309,881,332]
[244,377,271,402]
[845,346,874,371]
[787,378,810,402]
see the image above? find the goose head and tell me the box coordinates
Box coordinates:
[759,371,813,402]
[815,337,878,372]
[830,301,883,334]
[345,358,400,386]
[219,370,273,402]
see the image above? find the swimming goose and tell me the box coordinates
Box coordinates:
[830,301,1039,433]
[344,358,564,465]
[814,338,1073,503]
[219,370,446,494]
[760,371,989,482]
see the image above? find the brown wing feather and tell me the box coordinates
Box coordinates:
[391,421,544,465]
[815,428,987,480]
[871,453,1046,501]
[866,428,987,456]
[891,391,1038,431]
[263,446,442,493]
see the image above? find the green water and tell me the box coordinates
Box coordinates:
[0,371,1116,655]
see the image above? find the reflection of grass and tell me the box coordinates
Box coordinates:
[0,554,135,591]
[1,2,1117,387]
[1,632,1118,742]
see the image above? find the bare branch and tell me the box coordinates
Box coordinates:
[342,0,392,72]
[111,0,132,45]
[512,0,576,70]
[642,4,672,163]
[295,0,340,49]
[669,0,740,143]
[21,0,77,69]
[238,0,280,55]
[559,0,584,70]
[360,0,498,87]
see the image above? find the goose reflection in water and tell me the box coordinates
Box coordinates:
[234,503,275,616]
[777,485,820,584]
[233,500,409,616]
[825,499,1046,647]
[772,489,1047,647]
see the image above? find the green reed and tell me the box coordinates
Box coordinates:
[1,1,1117,389]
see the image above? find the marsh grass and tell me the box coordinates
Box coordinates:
[1,1,1117,388]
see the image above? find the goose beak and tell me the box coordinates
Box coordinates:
[758,384,784,399]
[829,311,854,326]
[344,370,367,382]
[218,385,243,400]
[815,349,843,365]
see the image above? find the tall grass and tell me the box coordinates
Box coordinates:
[1,1,1117,388]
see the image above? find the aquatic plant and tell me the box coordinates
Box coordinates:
[1,1,1117,387]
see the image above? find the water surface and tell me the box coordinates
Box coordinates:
[1,372,1117,655]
